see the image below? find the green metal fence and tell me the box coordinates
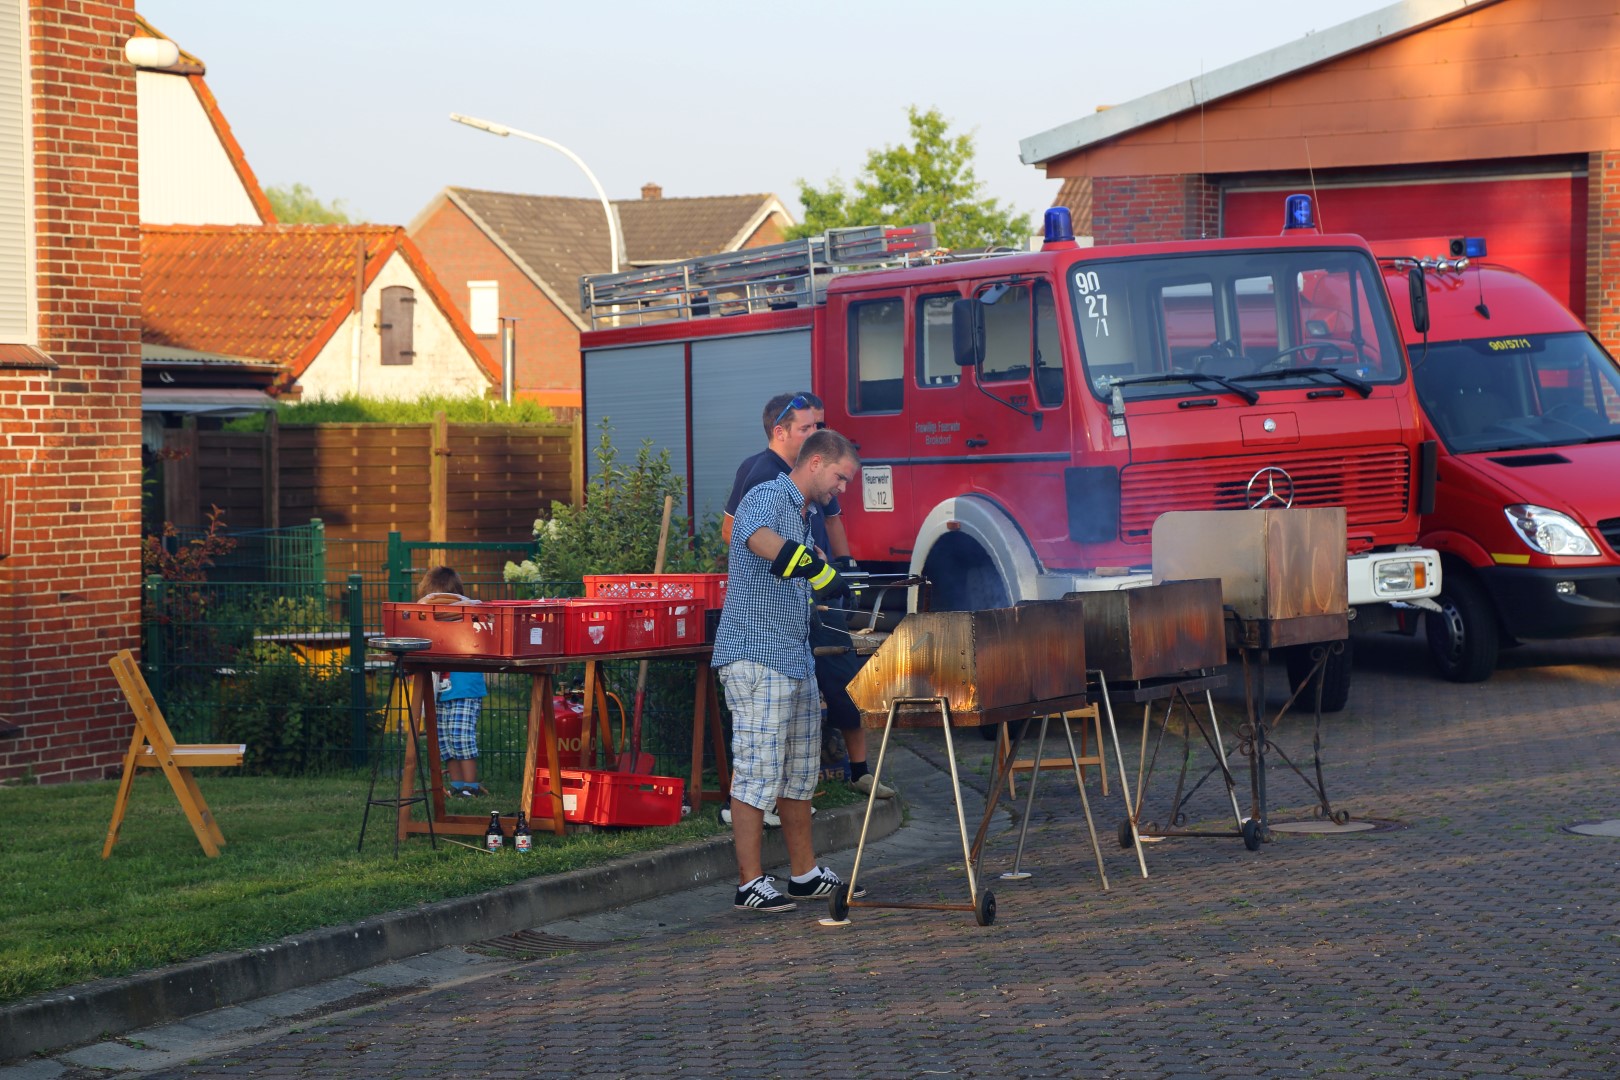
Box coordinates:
[140,530,711,781]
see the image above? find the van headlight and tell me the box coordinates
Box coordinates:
[1374,558,1426,595]
[1504,505,1599,556]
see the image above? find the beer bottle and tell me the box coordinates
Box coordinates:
[484,810,504,852]
[513,810,532,853]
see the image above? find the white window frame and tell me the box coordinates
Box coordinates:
[468,280,499,336]
[0,0,37,346]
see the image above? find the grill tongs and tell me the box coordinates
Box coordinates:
[812,573,925,657]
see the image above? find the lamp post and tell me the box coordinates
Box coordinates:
[449,113,620,274]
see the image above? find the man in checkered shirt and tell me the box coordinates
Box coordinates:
[714,428,869,914]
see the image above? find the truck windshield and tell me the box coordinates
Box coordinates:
[1412,331,1620,452]
[1072,249,1405,403]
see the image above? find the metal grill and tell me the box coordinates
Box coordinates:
[1119,445,1411,541]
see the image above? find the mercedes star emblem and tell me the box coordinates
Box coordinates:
[1246,466,1295,509]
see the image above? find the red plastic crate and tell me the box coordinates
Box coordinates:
[532,767,685,827]
[382,601,565,659]
[659,598,707,648]
[585,573,726,609]
[612,599,662,651]
[562,599,624,655]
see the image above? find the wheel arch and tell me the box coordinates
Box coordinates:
[908,495,1042,610]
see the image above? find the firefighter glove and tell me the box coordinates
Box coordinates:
[771,542,841,594]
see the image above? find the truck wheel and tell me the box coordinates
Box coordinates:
[1283,639,1352,713]
[1424,572,1499,683]
[921,534,1012,741]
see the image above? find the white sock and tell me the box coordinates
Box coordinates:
[790,868,821,884]
[741,875,766,890]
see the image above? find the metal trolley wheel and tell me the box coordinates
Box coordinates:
[828,882,852,923]
[974,889,997,927]
[1241,818,1263,851]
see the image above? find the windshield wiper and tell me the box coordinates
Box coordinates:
[1238,366,1373,398]
[1101,371,1260,405]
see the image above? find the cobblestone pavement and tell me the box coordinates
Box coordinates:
[44,634,1620,1078]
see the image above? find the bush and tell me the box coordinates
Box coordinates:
[223,394,557,431]
[505,420,723,589]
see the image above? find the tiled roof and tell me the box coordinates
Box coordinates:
[142,225,497,384]
[617,194,780,263]
[440,188,786,324]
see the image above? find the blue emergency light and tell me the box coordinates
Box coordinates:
[1043,206,1075,244]
[1283,193,1316,231]
[1449,237,1487,258]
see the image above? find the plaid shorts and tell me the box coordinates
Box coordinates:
[437,697,481,761]
[718,659,819,810]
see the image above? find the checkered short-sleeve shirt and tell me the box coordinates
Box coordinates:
[712,473,815,679]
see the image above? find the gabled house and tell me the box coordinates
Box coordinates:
[130,13,273,227]
[143,224,499,402]
[408,184,794,407]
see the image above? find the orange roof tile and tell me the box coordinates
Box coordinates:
[142,225,498,386]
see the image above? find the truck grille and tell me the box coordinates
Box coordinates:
[1119,446,1412,543]
[1597,517,1620,554]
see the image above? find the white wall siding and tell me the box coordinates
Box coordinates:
[298,255,491,399]
[137,71,261,226]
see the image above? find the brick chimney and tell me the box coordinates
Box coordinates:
[641,182,663,200]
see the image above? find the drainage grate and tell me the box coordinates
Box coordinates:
[469,930,622,959]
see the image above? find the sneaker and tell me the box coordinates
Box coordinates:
[734,875,796,913]
[786,866,867,900]
[851,773,896,799]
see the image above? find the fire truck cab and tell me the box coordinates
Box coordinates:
[1377,239,1620,682]
[579,201,1441,711]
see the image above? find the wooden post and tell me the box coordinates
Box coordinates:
[164,417,200,529]
[430,410,449,543]
[262,409,280,529]
[570,409,585,507]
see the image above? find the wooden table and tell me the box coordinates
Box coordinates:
[391,645,729,842]
[254,630,380,667]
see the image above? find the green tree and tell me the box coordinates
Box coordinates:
[266,182,354,224]
[789,106,1031,250]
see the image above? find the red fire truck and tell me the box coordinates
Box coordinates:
[578,198,1441,710]
[1376,239,1620,682]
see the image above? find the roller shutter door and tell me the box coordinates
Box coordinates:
[1223,169,1587,318]
[690,330,812,521]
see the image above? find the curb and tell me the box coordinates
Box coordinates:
[0,795,901,1063]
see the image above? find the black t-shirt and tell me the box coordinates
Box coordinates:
[725,449,841,556]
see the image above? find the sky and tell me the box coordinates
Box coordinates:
[138,0,1398,229]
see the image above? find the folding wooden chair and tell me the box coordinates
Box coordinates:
[995,704,1108,800]
[103,649,245,859]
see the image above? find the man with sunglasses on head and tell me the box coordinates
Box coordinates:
[715,428,865,912]
[723,393,896,809]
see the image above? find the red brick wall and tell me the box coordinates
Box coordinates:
[1091,174,1217,245]
[1588,150,1620,357]
[0,0,142,783]
[409,198,583,407]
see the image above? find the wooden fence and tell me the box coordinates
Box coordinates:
[162,413,582,568]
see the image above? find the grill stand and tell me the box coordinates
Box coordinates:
[1100,669,1257,874]
[995,710,1110,890]
[358,638,437,856]
[1233,633,1350,839]
[824,697,999,928]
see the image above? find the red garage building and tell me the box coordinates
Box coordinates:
[1021,0,1620,350]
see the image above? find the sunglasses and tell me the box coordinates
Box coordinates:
[774,395,814,428]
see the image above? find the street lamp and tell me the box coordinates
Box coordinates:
[449,113,620,274]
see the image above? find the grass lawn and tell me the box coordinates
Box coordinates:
[0,771,858,1006]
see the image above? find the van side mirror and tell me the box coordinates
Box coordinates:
[952,297,982,367]
[1408,265,1430,336]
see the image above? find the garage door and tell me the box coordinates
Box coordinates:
[1223,170,1587,319]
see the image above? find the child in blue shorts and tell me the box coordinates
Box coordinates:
[418,566,488,798]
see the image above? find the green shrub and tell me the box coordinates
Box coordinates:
[216,642,365,775]
[505,420,724,589]
[223,394,557,431]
